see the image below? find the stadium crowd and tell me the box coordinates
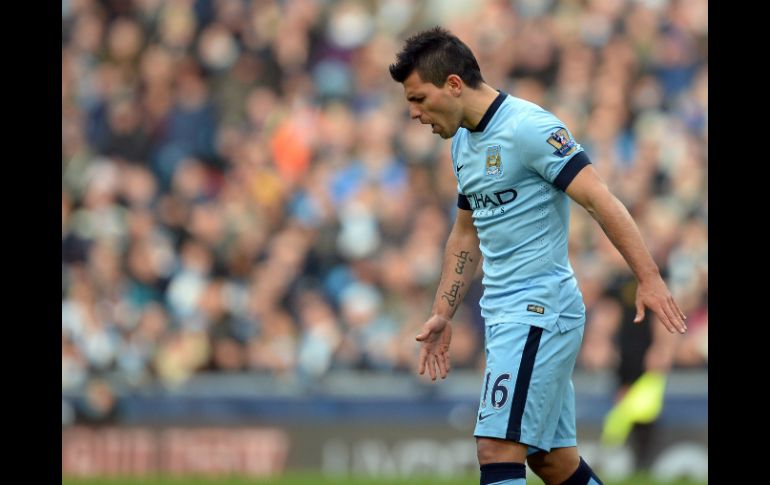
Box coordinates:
[62,0,707,402]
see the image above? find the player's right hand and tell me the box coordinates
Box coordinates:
[415,315,453,381]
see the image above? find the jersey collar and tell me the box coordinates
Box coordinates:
[469,90,507,133]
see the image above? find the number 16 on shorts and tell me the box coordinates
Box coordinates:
[481,371,511,409]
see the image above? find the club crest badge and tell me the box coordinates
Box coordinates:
[547,128,577,157]
[485,145,503,177]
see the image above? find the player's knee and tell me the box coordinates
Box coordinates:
[476,437,527,465]
[476,439,497,465]
[527,450,580,484]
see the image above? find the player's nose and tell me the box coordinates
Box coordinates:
[409,104,422,120]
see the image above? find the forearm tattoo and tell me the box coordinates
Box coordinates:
[440,251,474,307]
[441,279,464,307]
[453,251,473,275]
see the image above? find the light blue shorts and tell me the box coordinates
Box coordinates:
[473,319,585,453]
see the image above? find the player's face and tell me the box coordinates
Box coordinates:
[402,71,462,139]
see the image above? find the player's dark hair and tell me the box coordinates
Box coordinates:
[389,26,484,88]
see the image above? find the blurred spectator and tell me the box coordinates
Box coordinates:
[74,378,119,426]
[63,0,707,394]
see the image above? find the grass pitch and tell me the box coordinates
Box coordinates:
[62,473,707,485]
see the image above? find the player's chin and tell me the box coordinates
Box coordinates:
[429,122,456,139]
[433,126,457,140]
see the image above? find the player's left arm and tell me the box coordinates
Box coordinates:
[565,165,687,334]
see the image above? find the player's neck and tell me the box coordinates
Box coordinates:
[461,83,501,131]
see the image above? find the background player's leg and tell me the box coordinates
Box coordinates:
[477,437,527,484]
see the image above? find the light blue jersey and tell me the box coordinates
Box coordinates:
[451,91,590,332]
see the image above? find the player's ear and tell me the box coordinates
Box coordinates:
[445,74,463,96]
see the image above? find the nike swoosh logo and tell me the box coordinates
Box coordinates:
[457,164,464,172]
[478,412,493,421]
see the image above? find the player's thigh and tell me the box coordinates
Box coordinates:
[534,327,583,451]
[473,322,581,451]
[473,323,535,442]
[521,323,583,448]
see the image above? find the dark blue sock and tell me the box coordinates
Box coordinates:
[561,456,604,485]
[480,462,526,485]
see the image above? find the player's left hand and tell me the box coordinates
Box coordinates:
[415,315,453,380]
[634,275,687,334]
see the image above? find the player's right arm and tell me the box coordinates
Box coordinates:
[416,207,481,381]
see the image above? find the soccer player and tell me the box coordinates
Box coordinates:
[389,27,687,485]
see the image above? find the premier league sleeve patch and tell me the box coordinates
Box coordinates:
[547,128,577,157]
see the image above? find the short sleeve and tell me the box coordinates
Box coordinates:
[451,132,461,193]
[517,109,589,191]
[451,132,472,209]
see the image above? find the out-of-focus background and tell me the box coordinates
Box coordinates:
[62,0,707,482]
